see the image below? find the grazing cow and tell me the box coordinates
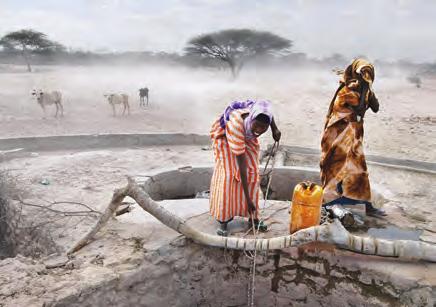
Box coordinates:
[104,93,130,116]
[139,87,149,107]
[31,89,63,118]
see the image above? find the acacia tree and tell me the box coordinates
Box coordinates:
[0,29,64,72]
[185,29,292,78]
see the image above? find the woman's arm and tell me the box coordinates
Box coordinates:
[236,154,256,213]
[353,82,369,117]
[270,117,281,142]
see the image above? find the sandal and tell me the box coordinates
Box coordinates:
[249,219,268,232]
[366,207,387,217]
[216,228,228,237]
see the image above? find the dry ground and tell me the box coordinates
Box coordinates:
[0,64,434,161]
[0,63,435,306]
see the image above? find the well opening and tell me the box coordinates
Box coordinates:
[139,165,424,240]
[141,165,320,201]
[0,171,58,259]
[88,166,424,306]
[1,138,434,306]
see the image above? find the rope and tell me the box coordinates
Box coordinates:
[247,141,279,307]
[260,141,279,178]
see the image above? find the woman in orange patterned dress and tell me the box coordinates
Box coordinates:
[210,100,281,236]
[320,59,386,216]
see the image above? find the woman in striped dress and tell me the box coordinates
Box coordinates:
[210,100,281,236]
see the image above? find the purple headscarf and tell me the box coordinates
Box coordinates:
[219,100,273,140]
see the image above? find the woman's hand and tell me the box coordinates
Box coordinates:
[270,117,281,142]
[272,128,281,142]
[368,91,379,113]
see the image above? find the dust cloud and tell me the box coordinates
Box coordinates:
[0,63,435,161]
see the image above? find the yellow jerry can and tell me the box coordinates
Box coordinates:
[290,181,323,234]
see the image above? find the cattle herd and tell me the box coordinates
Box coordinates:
[31,87,150,117]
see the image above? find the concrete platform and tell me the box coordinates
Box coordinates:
[1,143,435,306]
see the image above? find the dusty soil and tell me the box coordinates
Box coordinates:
[0,64,435,306]
[0,146,212,251]
[0,147,434,305]
[0,145,435,306]
[0,65,435,162]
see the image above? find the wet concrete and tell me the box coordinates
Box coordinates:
[367,226,422,241]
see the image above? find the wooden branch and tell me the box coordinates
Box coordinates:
[49,201,102,214]
[17,199,101,216]
[67,186,128,254]
[67,178,436,263]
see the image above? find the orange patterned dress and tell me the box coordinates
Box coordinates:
[320,84,374,203]
[209,109,260,222]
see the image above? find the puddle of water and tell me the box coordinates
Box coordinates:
[227,218,252,233]
[367,225,422,241]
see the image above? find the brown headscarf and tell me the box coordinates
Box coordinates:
[341,58,375,87]
[325,58,378,128]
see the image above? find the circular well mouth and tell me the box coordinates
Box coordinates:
[136,166,321,238]
[141,165,320,201]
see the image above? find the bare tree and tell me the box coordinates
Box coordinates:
[185,29,292,78]
[407,75,422,88]
[0,29,64,72]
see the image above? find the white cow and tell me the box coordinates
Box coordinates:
[31,89,63,118]
[104,93,130,116]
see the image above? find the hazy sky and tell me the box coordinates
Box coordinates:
[1,0,435,61]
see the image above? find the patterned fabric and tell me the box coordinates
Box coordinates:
[219,100,255,129]
[320,59,379,204]
[219,100,273,140]
[342,58,375,85]
[244,100,273,140]
[210,109,260,222]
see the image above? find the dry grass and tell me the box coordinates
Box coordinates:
[0,170,18,258]
[0,170,59,259]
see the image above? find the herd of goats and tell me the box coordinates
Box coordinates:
[30,87,150,117]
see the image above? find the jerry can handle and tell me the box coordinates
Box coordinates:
[301,181,316,191]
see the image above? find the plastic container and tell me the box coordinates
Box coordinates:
[290,181,323,234]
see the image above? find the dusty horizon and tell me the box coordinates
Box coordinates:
[1,0,436,62]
